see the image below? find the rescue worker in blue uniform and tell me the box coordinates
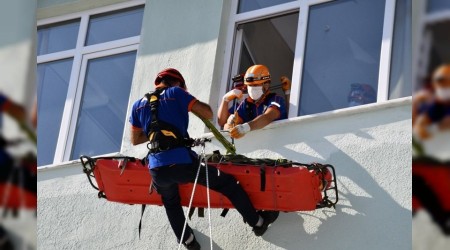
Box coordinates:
[414,64,450,139]
[226,65,287,139]
[129,68,279,249]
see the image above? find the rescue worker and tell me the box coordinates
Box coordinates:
[414,64,450,139]
[217,73,246,128]
[227,65,287,139]
[129,68,279,249]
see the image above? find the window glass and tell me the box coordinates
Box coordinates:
[427,0,450,13]
[70,51,137,159]
[234,12,298,96]
[238,0,296,13]
[37,59,73,166]
[389,0,412,99]
[299,0,385,116]
[37,19,80,55]
[85,6,144,46]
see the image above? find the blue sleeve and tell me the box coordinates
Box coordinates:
[0,93,8,109]
[129,99,143,128]
[235,101,247,123]
[172,87,196,112]
[268,95,287,119]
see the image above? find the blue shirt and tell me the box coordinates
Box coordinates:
[234,93,287,123]
[129,87,198,169]
[423,102,450,123]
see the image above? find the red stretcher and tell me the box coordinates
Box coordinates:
[413,158,450,234]
[81,154,338,212]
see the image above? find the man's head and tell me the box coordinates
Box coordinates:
[155,68,186,89]
[432,64,450,102]
[232,73,247,93]
[244,65,271,100]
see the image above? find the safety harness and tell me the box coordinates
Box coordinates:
[144,88,193,154]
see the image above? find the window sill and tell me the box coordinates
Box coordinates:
[204,96,411,138]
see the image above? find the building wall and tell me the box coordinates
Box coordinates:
[37,0,412,249]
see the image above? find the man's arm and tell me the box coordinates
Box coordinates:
[230,107,280,139]
[191,100,213,120]
[413,114,432,140]
[248,107,280,130]
[130,127,148,145]
[217,99,230,127]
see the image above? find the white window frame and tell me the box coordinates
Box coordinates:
[37,0,145,166]
[220,0,400,119]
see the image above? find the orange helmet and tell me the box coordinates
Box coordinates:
[244,65,271,86]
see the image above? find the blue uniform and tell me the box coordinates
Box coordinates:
[234,93,287,123]
[423,102,450,123]
[129,87,198,169]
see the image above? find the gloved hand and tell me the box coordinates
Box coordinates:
[280,76,291,95]
[230,123,250,139]
[226,114,236,126]
[223,89,243,102]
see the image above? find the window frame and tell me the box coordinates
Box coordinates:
[37,0,145,166]
[220,0,401,119]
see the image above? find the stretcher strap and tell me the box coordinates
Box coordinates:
[260,165,266,192]
[138,204,146,239]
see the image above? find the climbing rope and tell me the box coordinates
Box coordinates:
[178,138,213,250]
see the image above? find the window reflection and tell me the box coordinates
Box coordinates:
[37,19,80,55]
[299,0,385,116]
[37,59,73,165]
[85,6,144,46]
[71,51,136,159]
[238,0,295,13]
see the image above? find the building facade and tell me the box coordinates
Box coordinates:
[37,0,411,249]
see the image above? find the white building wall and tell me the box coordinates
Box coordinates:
[37,0,412,249]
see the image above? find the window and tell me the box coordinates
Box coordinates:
[37,2,144,166]
[232,12,299,97]
[222,0,408,118]
[299,0,385,115]
[389,0,412,99]
[238,0,296,13]
[427,0,450,14]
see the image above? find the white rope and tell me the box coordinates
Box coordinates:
[178,155,203,250]
[204,147,213,250]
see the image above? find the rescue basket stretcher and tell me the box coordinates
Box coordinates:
[80,152,338,212]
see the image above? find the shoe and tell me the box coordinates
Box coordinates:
[253,211,279,236]
[183,235,201,250]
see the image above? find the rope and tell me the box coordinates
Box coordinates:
[178,149,203,250]
[204,146,213,250]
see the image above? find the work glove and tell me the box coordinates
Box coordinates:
[223,89,243,102]
[227,114,236,127]
[230,123,250,139]
[280,76,291,95]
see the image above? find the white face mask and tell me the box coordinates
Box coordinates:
[247,86,264,100]
[435,88,450,101]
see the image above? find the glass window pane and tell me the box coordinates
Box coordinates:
[427,0,450,13]
[238,0,296,13]
[37,19,80,55]
[389,0,412,99]
[71,51,137,159]
[234,12,298,96]
[85,6,144,46]
[37,58,73,166]
[299,0,385,116]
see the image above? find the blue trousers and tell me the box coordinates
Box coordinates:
[150,161,259,242]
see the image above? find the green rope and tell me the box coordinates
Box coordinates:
[193,112,236,155]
